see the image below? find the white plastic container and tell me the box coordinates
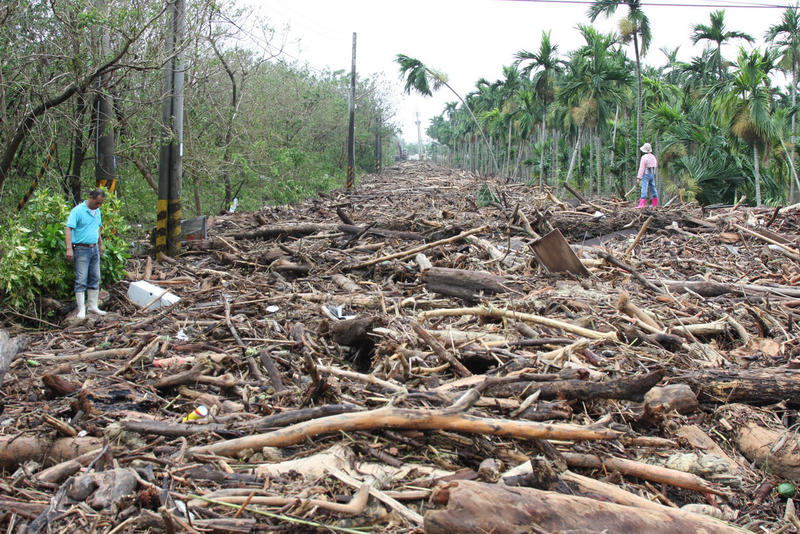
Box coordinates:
[127,280,181,310]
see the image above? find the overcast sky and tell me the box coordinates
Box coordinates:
[255,0,791,146]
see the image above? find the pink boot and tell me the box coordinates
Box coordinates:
[651,197,658,208]
[636,198,646,209]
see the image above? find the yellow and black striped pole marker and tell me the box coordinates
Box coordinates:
[346,165,355,189]
[97,176,117,194]
[16,143,57,212]
[155,199,168,260]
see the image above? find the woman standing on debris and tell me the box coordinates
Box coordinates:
[636,143,658,208]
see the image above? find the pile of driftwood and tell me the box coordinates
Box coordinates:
[1,161,800,534]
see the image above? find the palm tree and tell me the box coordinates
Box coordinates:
[497,66,526,179]
[714,47,780,206]
[691,10,754,79]
[470,78,504,173]
[588,0,651,151]
[396,54,499,174]
[560,26,633,188]
[675,47,720,105]
[515,31,565,187]
[766,3,800,202]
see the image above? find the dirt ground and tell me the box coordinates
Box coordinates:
[1,161,800,534]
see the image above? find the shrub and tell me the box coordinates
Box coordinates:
[0,188,130,311]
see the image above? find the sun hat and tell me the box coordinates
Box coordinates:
[640,143,652,153]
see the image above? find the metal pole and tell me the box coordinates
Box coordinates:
[346,33,356,189]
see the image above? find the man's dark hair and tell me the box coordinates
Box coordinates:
[89,189,107,199]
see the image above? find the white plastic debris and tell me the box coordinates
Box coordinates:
[127,280,181,310]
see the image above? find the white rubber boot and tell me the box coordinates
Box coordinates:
[86,289,107,315]
[76,292,86,319]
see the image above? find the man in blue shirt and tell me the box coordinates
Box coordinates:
[65,189,107,318]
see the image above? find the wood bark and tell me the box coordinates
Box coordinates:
[642,384,698,421]
[0,436,105,471]
[487,369,665,402]
[0,499,47,519]
[0,329,26,383]
[424,480,748,534]
[325,316,376,346]
[232,223,338,241]
[421,267,519,301]
[338,223,424,241]
[679,368,800,405]
[724,403,800,480]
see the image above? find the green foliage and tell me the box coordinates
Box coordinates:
[476,183,499,206]
[98,191,131,286]
[0,188,130,310]
[0,189,72,308]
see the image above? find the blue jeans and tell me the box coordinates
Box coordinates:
[640,173,658,199]
[73,245,101,293]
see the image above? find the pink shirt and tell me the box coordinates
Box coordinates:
[638,153,657,178]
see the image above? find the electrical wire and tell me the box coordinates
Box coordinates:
[501,0,796,8]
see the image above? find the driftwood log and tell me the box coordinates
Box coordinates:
[189,406,622,457]
[338,223,424,241]
[0,329,26,383]
[486,369,665,402]
[424,480,749,534]
[722,403,800,480]
[421,267,520,301]
[232,222,338,240]
[0,435,105,471]
[679,368,800,404]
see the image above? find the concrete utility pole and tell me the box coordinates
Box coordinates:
[157,0,185,258]
[415,111,423,160]
[375,114,382,173]
[346,32,357,189]
[95,0,116,192]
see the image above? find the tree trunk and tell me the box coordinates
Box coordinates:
[486,369,664,402]
[505,118,512,179]
[595,131,602,196]
[0,435,106,471]
[634,32,643,152]
[539,105,547,188]
[66,91,89,204]
[754,142,762,206]
[588,130,594,195]
[552,128,560,193]
[421,267,520,301]
[791,62,797,202]
[726,403,800,480]
[424,480,749,534]
[679,368,800,405]
[565,124,584,184]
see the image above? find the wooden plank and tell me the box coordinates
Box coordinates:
[529,229,590,277]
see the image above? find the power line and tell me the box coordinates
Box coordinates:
[502,0,797,8]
